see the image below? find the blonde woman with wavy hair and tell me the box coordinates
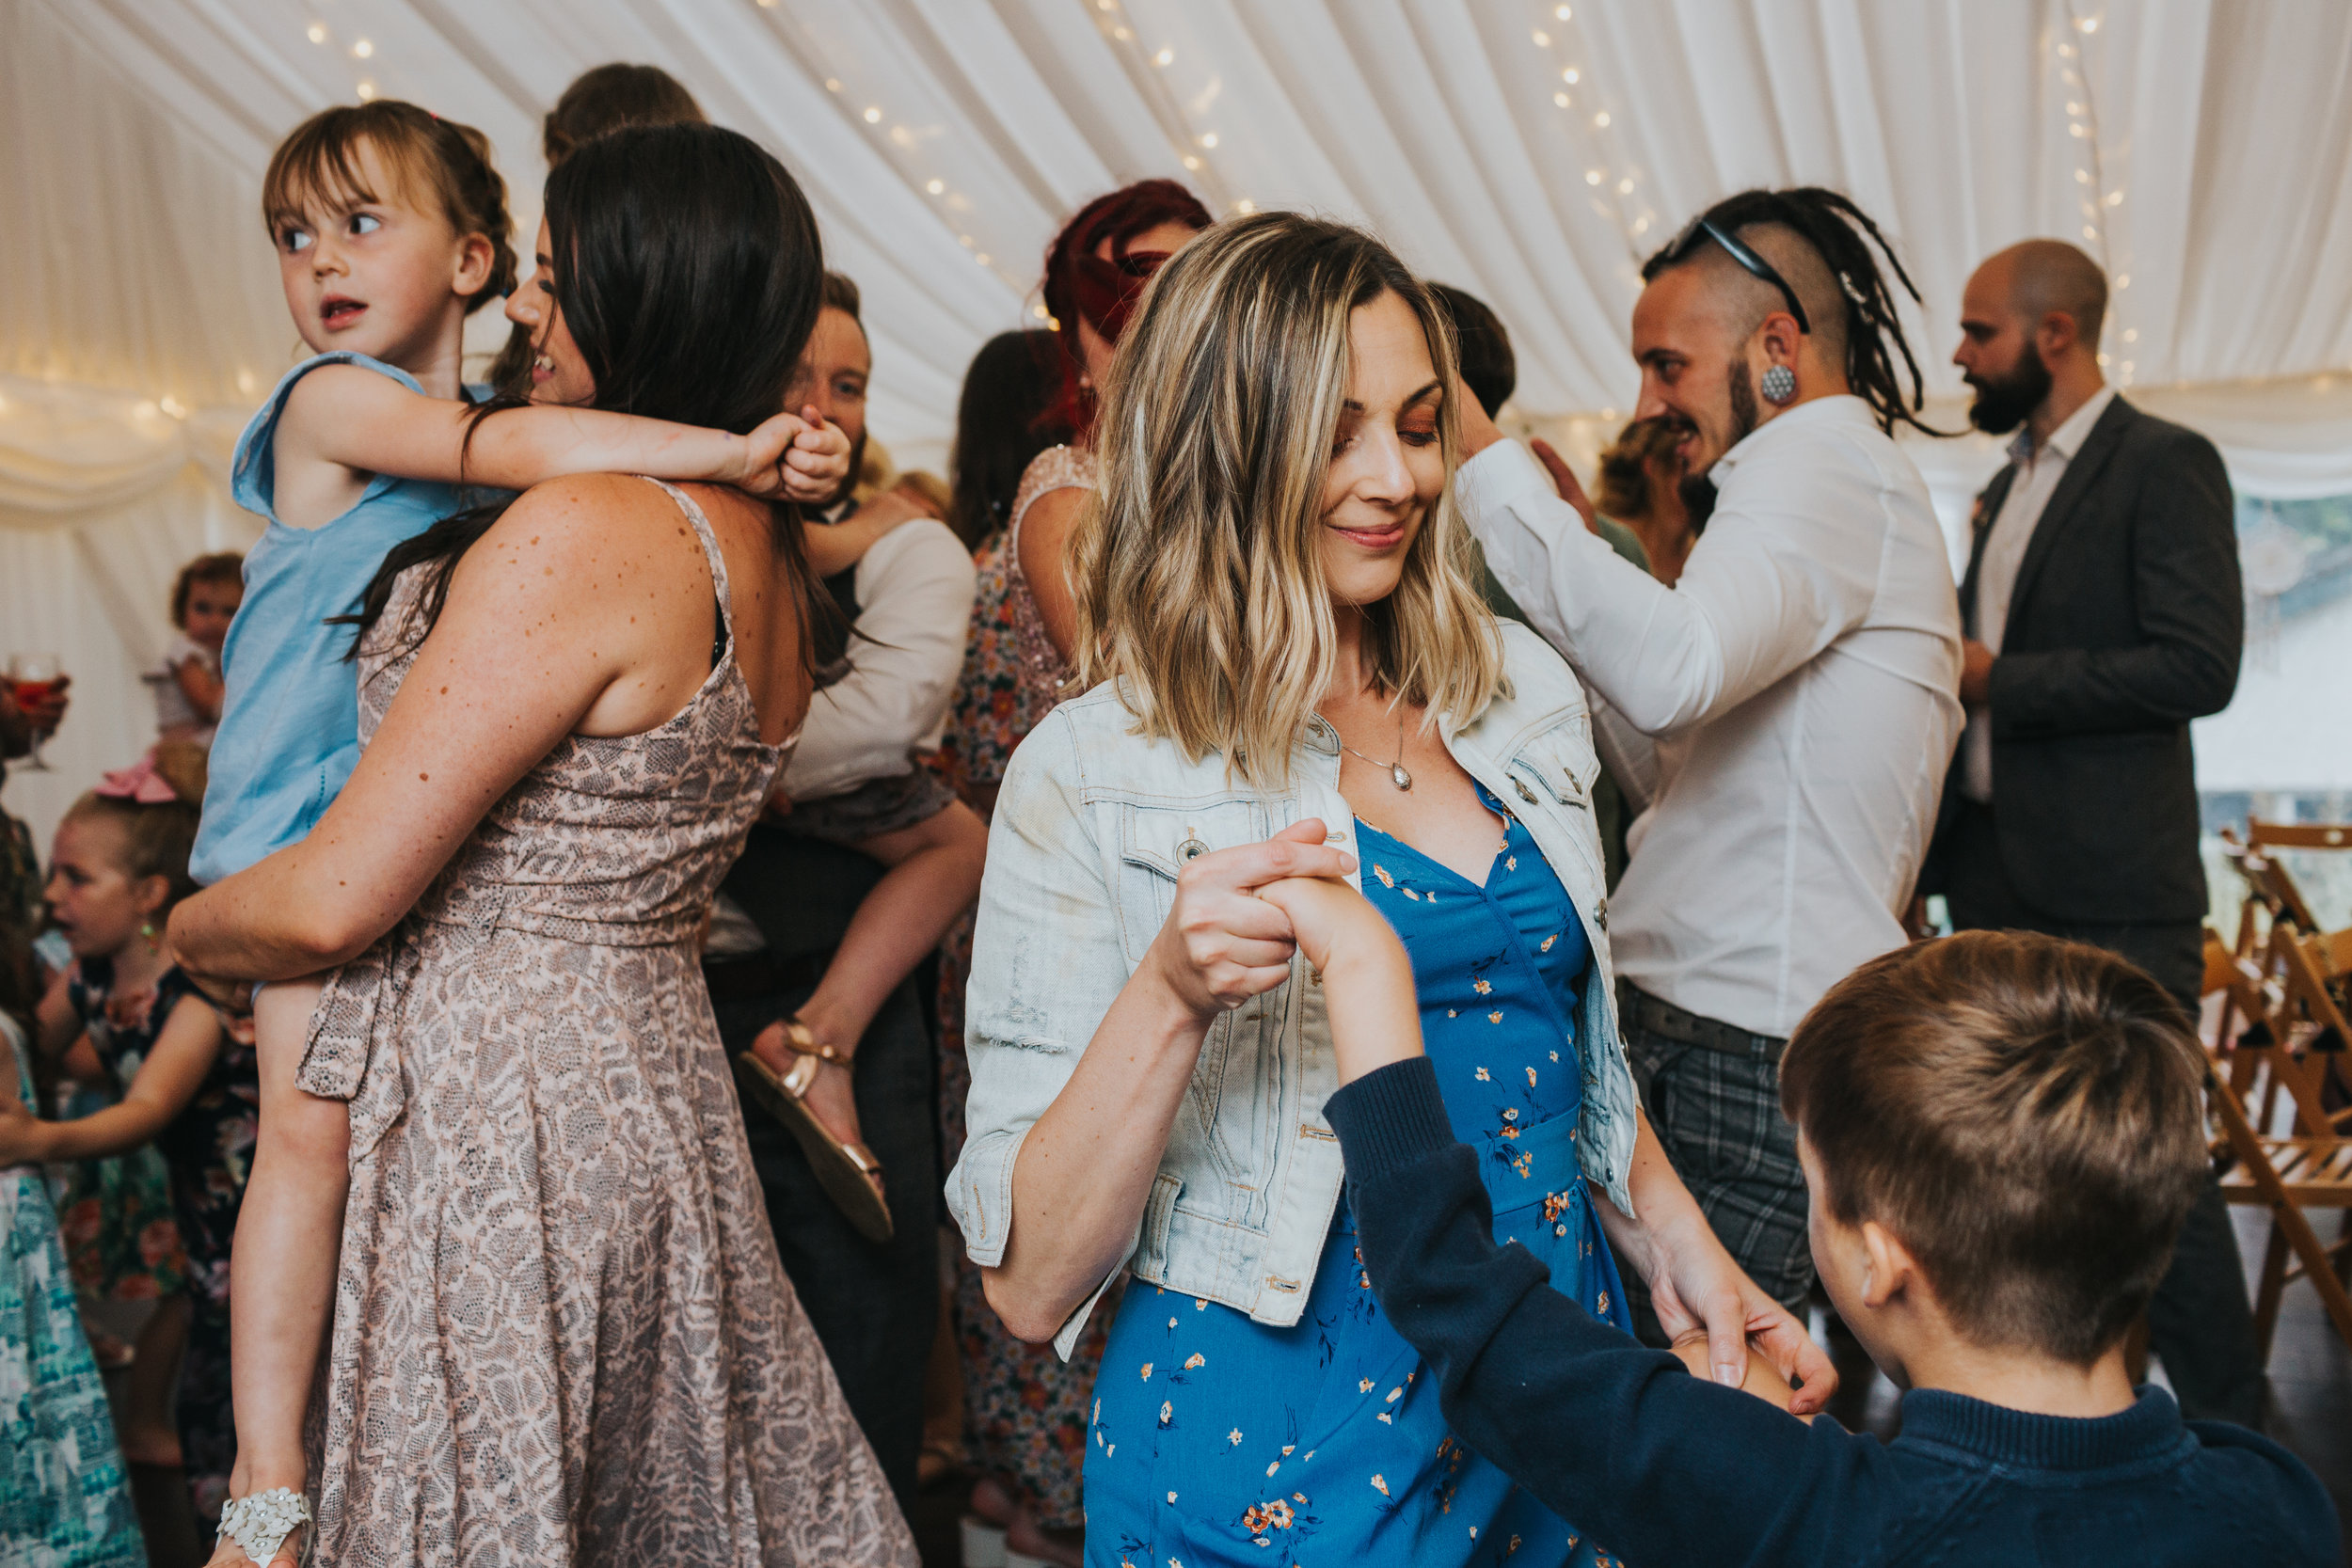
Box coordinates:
[950,213,1831,1568]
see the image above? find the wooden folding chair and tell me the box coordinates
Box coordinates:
[2201,929,2352,1354]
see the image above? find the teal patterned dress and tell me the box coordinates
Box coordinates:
[2,1015,146,1566]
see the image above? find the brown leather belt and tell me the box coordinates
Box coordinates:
[1616,980,1787,1060]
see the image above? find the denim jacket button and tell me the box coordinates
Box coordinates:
[1513,777,1538,805]
[1178,836,1208,862]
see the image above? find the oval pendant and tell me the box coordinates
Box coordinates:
[1391,763,1413,791]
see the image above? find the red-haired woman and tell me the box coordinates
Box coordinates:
[935,179,1210,1565]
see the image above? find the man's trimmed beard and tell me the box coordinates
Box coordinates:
[1673,362,1758,531]
[1966,343,2053,435]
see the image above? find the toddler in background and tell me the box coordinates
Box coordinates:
[176,98,847,1566]
[149,551,244,748]
[0,744,248,1532]
[1270,871,2339,1568]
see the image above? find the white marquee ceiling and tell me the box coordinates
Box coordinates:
[11,0,2352,455]
[6,0,2352,844]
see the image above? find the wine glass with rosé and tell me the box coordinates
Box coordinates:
[7,653,63,771]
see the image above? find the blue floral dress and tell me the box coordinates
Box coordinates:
[1085,789,1631,1568]
[2,1015,146,1566]
[72,958,259,1527]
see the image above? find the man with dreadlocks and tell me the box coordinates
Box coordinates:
[1453,186,1963,1330]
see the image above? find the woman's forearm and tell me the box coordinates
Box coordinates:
[170,841,377,983]
[1592,1109,1711,1280]
[985,953,1215,1341]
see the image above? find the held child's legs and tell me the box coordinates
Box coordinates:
[786,799,988,1058]
[222,980,347,1525]
[752,800,988,1148]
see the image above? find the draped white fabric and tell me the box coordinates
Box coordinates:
[6,0,2351,845]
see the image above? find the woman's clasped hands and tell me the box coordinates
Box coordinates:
[1138,817,1357,1021]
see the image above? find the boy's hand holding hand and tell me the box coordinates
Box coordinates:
[1669,1330,1812,1420]
[1255,874,1424,1085]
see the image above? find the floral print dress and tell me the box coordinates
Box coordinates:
[71,956,258,1526]
[2,1013,145,1566]
[936,445,1107,1529]
[1084,789,1630,1568]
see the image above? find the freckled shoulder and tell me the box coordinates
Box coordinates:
[472,475,712,599]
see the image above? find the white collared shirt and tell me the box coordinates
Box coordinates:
[1458,395,1963,1037]
[782,514,978,800]
[1959,384,2118,801]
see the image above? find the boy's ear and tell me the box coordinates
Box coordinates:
[1856,1219,1924,1310]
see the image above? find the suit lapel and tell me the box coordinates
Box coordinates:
[2002,395,2137,644]
[1960,464,2018,637]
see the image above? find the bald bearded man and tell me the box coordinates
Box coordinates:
[1924,239,2261,1425]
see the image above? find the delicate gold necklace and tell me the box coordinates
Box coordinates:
[1338,708,1413,792]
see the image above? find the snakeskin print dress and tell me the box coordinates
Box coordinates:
[295,481,915,1566]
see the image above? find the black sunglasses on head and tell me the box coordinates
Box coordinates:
[1662,215,1810,335]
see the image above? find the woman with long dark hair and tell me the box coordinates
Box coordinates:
[168,124,914,1566]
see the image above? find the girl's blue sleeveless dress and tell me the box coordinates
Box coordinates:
[1085,786,1631,1568]
[192,352,492,886]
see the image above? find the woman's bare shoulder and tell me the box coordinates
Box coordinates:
[452,475,711,614]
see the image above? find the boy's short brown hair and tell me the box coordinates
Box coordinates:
[1780,930,2209,1366]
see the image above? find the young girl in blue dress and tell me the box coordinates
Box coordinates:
[170,101,850,1564]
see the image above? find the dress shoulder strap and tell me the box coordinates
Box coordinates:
[1007,444,1094,560]
[643,478,737,657]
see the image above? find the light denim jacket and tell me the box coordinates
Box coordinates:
[948,623,1640,1357]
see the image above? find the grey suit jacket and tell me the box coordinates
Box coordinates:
[1924,394,2242,924]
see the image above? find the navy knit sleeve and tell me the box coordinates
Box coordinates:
[1327,1058,1899,1568]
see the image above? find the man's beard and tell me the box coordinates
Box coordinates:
[1965,345,2053,435]
[1666,365,1757,533]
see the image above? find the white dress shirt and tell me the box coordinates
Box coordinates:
[1458,395,1963,1037]
[782,515,977,801]
[1959,384,2117,801]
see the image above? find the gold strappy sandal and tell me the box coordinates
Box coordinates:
[734,1022,895,1244]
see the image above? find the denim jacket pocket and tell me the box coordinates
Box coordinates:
[1508,713,1601,812]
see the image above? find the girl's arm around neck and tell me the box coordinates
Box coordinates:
[274,364,834,504]
[0,992,220,1164]
[167,475,708,982]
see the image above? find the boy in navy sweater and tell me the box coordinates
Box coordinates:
[1255,879,2338,1566]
